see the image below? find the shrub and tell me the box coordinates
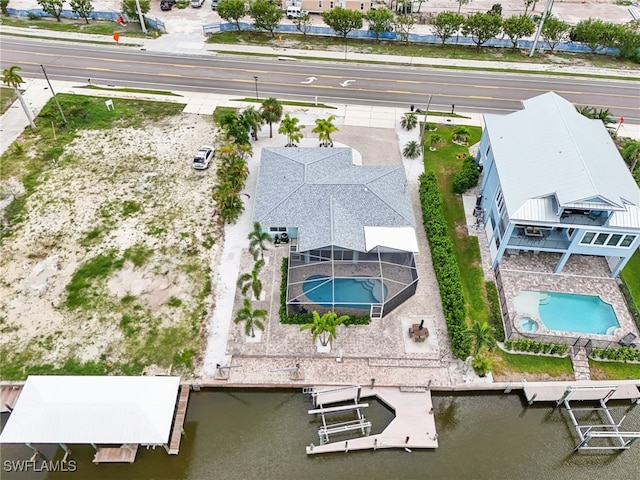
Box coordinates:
[419,173,471,359]
[452,156,480,194]
[485,281,504,342]
[507,339,569,356]
[471,354,493,376]
[591,346,640,362]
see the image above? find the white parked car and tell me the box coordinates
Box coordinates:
[191,0,205,7]
[193,146,214,170]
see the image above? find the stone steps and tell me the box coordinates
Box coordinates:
[571,347,591,381]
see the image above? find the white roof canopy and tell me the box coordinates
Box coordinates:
[364,226,419,253]
[0,376,180,445]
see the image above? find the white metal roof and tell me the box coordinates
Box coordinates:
[364,227,419,252]
[0,376,180,445]
[484,92,640,221]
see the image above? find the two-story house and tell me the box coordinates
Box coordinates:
[477,92,640,278]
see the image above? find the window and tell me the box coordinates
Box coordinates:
[496,190,505,214]
[567,228,575,238]
[593,233,608,245]
[620,235,636,247]
[580,232,595,244]
[485,144,491,158]
[607,234,622,246]
[269,227,287,232]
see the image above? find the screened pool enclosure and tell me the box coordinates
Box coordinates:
[286,244,418,319]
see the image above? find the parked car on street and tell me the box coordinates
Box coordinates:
[193,146,215,170]
[160,0,175,11]
[191,0,205,7]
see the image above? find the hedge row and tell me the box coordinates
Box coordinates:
[419,173,471,359]
[591,346,640,362]
[619,277,640,331]
[504,339,568,356]
[452,156,480,194]
[485,281,505,342]
[278,258,370,326]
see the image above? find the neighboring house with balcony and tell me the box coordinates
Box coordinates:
[253,147,419,319]
[477,92,640,278]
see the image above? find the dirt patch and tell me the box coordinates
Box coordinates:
[0,113,221,372]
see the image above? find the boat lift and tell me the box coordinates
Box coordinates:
[558,385,640,452]
[304,385,371,445]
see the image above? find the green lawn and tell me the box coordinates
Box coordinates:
[493,350,574,378]
[622,251,640,310]
[207,31,640,74]
[0,87,17,114]
[590,360,640,380]
[422,124,487,325]
[0,16,160,38]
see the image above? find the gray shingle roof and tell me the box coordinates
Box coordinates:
[253,147,415,252]
[484,92,640,220]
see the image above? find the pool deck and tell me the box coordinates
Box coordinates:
[462,193,639,349]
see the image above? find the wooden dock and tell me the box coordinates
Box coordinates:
[167,384,190,455]
[523,381,640,403]
[306,386,438,454]
[93,444,139,463]
[0,385,23,413]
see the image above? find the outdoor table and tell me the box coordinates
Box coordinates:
[409,323,429,342]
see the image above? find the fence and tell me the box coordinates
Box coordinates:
[212,21,618,56]
[6,8,165,33]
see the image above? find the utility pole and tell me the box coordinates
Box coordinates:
[135,0,147,34]
[529,0,554,57]
[40,64,67,125]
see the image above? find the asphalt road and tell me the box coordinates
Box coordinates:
[2,37,639,122]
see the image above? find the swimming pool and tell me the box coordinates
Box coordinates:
[514,291,620,335]
[302,275,387,309]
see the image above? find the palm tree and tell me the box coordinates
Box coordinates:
[402,140,422,160]
[577,105,615,129]
[221,155,249,182]
[278,113,305,147]
[466,320,497,356]
[248,222,272,260]
[621,138,640,172]
[237,259,265,299]
[400,112,418,131]
[241,105,264,141]
[451,126,471,144]
[312,115,338,147]
[428,133,443,151]
[2,65,36,129]
[300,311,349,347]
[213,185,244,224]
[218,110,251,146]
[260,97,283,138]
[234,297,267,338]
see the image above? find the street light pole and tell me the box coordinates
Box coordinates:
[253,76,259,101]
[40,64,67,125]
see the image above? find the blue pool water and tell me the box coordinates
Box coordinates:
[538,292,620,335]
[302,275,387,309]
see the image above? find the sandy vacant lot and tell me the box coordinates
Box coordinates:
[0,113,221,374]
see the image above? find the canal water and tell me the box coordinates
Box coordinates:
[2,389,639,480]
